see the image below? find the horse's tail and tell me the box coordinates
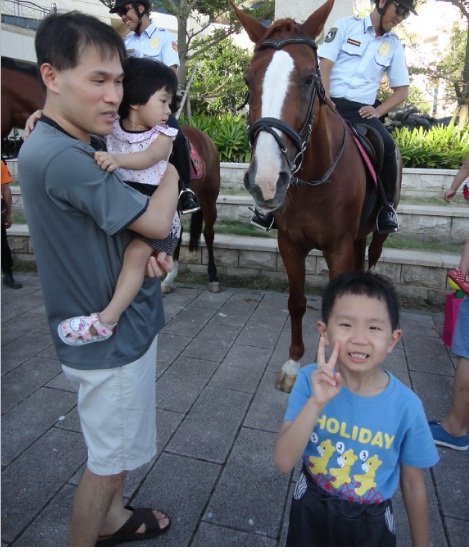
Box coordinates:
[188,209,204,251]
[367,231,388,269]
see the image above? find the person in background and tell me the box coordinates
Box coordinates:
[429,293,469,451]
[19,11,178,545]
[275,271,438,546]
[109,0,200,215]
[1,158,22,289]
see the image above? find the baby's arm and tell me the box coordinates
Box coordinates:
[400,465,430,546]
[104,134,174,172]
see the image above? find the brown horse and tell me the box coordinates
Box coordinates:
[1,56,220,293]
[232,0,400,391]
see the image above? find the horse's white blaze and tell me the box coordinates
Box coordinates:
[254,50,294,201]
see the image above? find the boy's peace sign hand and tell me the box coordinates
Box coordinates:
[311,337,342,408]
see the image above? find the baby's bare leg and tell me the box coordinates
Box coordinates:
[100,238,153,326]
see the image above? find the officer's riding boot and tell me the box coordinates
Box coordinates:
[376,150,399,234]
[250,207,276,231]
[171,139,201,215]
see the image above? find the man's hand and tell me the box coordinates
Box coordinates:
[358,105,380,119]
[311,337,342,408]
[94,151,120,172]
[146,251,174,278]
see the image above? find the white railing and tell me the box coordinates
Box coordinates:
[1,0,55,20]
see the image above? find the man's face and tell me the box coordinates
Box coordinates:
[50,46,124,141]
[380,0,410,32]
[116,3,142,32]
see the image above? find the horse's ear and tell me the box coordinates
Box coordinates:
[229,0,267,45]
[301,0,335,39]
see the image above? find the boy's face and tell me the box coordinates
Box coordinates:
[317,293,402,375]
[42,46,124,141]
[133,88,173,129]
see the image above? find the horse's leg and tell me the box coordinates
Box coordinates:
[353,237,367,271]
[161,234,182,294]
[276,234,308,392]
[202,199,220,293]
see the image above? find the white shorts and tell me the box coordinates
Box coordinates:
[62,337,158,476]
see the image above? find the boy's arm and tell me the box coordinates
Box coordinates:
[400,465,430,547]
[113,134,174,171]
[275,339,341,473]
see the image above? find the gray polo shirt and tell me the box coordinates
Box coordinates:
[18,119,165,369]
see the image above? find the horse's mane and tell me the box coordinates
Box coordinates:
[1,56,39,78]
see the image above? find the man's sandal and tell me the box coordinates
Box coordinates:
[95,507,171,546]
[57,313,115,346]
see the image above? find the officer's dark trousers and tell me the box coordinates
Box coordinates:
[1,214,13,276]
[332,97,397,203]
[167,113,191,188]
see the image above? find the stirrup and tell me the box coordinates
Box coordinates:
[375,204,399,234]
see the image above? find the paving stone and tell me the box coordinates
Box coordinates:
[209,344,271,393]
[204,427,289,539]
[410,371,454,421]
[14,484,74,547]
[1,330,54,375]
[192,521,277,546]
[166,386,251,463]
[161,305,215,337]
[445,517,469,546]
[1,311,48,346]
[1,428,86,542]
[129,452,220,546]
[156,356,220,414]
[215,291,262,327]
[404,335,456,376]
[432,446,469,520]
[181,320,241,362]
[2,387,77,465]
[156,332,192,375]
[1,356,62,413]
[188,288,233,309]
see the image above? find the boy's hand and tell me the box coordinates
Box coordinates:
[94,151,120,172]
[311,337,342,408]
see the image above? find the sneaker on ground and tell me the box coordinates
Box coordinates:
[429,420,469,451]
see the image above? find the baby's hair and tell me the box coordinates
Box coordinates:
[119,57,178,119]
[321,271,400,330]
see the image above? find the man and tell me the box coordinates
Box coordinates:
[19,11,178,546]
[110,0,200,215]
[318,0,417,233]
[1,159,22,289]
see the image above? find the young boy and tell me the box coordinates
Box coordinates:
[275,271,439,547]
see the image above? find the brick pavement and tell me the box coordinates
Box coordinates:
[1,273,468,546]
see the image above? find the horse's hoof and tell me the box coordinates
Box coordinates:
[275,372,296,393]
[161,282,174,294]
[209,281,221,293]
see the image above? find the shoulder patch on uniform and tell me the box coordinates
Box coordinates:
[171,40,178,51]
[324,27,338,43]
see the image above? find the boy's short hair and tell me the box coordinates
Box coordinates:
[35,11,126,71]
[118,57,179,119]
[321,271,400,330]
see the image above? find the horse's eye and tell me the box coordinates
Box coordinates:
[303,73,315,87]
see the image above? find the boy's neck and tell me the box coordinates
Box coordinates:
[339,367,389,397]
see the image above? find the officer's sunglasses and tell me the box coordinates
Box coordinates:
[116,4,133,16]
[392,1,410,18]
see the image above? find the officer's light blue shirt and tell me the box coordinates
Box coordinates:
[124,21,180,67]
[318,15,409,105]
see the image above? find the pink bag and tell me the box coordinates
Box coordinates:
[442,292,463,347]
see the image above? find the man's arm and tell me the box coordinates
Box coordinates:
[374,85,408,118]
[400,465,430,546]
[445,154,469,202]
[127,163,178,239]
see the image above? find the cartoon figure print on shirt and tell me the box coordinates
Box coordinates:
[304,431,385,504]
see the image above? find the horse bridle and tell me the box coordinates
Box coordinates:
[247,37,327,176]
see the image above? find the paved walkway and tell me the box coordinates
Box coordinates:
[1,273,468,547]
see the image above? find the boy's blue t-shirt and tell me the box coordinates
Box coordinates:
[285,364,439,503]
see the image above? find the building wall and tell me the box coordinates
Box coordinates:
[275,0,354,34]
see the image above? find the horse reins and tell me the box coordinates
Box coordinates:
[247,36,347,187]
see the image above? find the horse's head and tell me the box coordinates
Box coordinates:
[232,0,334,213]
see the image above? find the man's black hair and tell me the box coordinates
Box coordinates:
[35,11,126,70]
[118,57,178,119]
[321,271,400,330]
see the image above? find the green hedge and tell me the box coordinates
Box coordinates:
[183,113,468,168]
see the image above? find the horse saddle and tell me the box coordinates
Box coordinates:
[189,141,205,180]
[353,123,384,183]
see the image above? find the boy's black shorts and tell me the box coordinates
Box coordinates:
[286,467,396,547]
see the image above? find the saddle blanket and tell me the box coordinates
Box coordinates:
[189,142,204,180]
